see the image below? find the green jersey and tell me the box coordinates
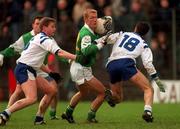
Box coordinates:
[0,30,34,57]
[76,24,100,67]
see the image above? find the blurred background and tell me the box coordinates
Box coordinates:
[0,0,180,102]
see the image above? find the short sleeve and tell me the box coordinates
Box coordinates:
[40,38,61,54]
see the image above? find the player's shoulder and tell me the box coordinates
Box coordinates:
[35,32,52,44]
[123,32,139,37]
[79,28,88,36]
[38,32,49,38]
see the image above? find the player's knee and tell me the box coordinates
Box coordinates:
[27,96,37,105]
[50,89,57,97]
[79,91,86,97]
[52,86,58,95]
[48,85,58,96]
[14,89,22,95]
[97,87,105,96]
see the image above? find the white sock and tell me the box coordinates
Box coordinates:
[144,105,152,112]
[5,109,11,116]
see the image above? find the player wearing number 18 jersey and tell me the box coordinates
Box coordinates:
[105,22,165,122]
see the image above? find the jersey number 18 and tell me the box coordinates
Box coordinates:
[119,34,140,51]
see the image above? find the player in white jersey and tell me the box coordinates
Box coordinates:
[0,16,61,124]
[105,22,165,123]
[0,17,77,126]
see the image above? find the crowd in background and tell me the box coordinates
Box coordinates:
[0,0,180,100]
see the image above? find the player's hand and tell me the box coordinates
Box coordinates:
[0,54,4,66]
[95,31,113,46]
[154,78,166,92]
[49,72,63,83]
[75,54,89,66]
[103,30,113,45]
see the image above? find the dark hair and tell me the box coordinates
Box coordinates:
[135,22,149,36]
[32,16,43,24]
[39,17,56,31]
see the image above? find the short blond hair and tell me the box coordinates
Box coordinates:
[39,17,56,31]
[83,9,97,21]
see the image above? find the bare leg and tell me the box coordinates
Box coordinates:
[49,94,58,119]
[130,70,154,106]
[69,83,89,107]
[49,81,58,119]
[129,70,154,122]
[36,77,57,117]
[8,79,37,113]
[61,83,89,123]
[7,84,23,108]
[50,95,58,110]
[86,77,105,111]
[62,77,105,123]
[110,82,123,104]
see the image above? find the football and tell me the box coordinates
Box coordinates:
[95,16,112,35]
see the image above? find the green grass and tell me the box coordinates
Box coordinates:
[0,101,180,129]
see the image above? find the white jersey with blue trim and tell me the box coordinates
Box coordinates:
[107,32,157,76]
[17,32,61,68]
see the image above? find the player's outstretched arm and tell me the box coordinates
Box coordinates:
[55,55,69,64]
[57,49,76,60]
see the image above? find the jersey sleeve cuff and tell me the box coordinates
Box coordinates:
[96,43,104,50]
[55,49,60,55]
[150,73,158,80]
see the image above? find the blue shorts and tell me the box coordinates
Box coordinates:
[14,63,37,85]
[106,58,137,84]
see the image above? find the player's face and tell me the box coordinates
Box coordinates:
[85,13,97,31]
[32,19,40,34]
[44,22,56,37]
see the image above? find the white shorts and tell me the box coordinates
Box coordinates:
[70,61,93,85]
[35,69,54,81]
[36,69,49,78]
[27,70,36,80]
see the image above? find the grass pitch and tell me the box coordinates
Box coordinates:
[0,101,180,129]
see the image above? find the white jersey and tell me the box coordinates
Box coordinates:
[107,32,157,76]
[17,32,60,69]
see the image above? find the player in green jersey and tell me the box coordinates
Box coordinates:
[61,9,112,123]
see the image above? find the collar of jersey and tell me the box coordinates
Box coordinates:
[84,23,95,35]
[133,32,141,37]
[40,32,48,36]
[31,30,35,36]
